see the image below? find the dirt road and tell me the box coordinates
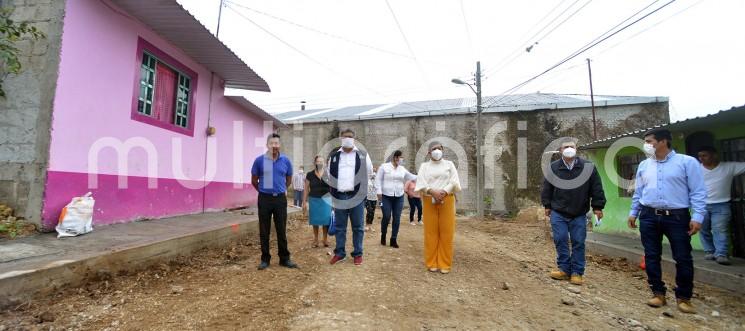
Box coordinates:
[2,209,744,330]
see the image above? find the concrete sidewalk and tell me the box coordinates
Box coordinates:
[0,207,296,308]
[587,232,745,294]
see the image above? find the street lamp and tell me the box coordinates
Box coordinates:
[451,61,483,218]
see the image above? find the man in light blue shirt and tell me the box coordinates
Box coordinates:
[627,129,706,314]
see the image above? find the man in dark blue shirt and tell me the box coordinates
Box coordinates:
[251,133,298,270]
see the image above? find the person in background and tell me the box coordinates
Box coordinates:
[415,142,461,274]
[365,166,379,232]
[541,139,605,286]
[377,150,417,248]
[328,128,374,266]
[292,166,305,208]
[405,178,422,225]
[251,133,298,270]
[304,155,331,248]
[628,128,706,314]
[697,146,745,265]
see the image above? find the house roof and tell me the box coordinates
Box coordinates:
[111,0,270,92]
[275,93,667,123]
[225,96,287,128]
[580,104,745,150]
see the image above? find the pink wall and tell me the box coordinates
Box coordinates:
[42,0,267,229]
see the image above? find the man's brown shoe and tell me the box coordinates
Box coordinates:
[677,299,696,314]
[647,294,667,308]
[550,270,569,280]
[570,274,584,285]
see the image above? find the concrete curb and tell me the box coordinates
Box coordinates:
[586,234,745,294]
[0,210,278,308]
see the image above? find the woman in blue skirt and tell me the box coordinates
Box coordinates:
[303,155,332,248]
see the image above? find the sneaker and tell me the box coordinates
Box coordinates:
[257,261,269,270]
[716,256,731,265]
[704,253,716,261]
[410,222,416,226]
[677,299,696,314]
[550,270,569,281]
[647,294,667,308]
[440,269,451,274]
[280,260,299,269]
[570,274,584,286]
[428,267,439,272]
[417,221,423,225]
[354,256,363,266]
[364,226,370,231]
[329,255,345,265]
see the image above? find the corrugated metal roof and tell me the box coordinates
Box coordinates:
[580,104,745,150]
[225,96,287,128]
[275,93,667,124]
[111,0,270,92]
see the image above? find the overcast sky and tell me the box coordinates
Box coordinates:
[177,0,745,121]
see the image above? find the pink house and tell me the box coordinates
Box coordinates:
[0,0,284,231]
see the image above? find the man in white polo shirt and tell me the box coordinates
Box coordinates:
[697,146,745,265]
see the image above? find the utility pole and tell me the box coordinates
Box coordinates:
[216,0,225,37]
[476,61,483,218]
[587,58,597,140]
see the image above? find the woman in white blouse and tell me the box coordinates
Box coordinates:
[376,150,417,248]
[415,142,461,274]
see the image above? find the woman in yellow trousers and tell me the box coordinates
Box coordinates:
[415,142,461,274]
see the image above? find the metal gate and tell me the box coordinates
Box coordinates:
[721,137,745,258]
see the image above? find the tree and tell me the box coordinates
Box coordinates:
[0,7,45,98]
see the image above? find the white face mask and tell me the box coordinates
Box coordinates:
[341,137,355,148]
[562,147,576,158]
[431,149,443,161]
[643,143,656,156]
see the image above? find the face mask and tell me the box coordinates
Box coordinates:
[315,163,323,170]
[431,149,443,161]
[341,137,354,148]
[643,143,656,156]
[562,147,576,158]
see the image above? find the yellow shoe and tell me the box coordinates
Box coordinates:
[647,294,667,308]
[677,299,696,314]
[569,274,584,285]
[550,270,569,280]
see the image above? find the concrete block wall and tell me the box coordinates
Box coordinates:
[278,101,669,215]
[0,0,65,224]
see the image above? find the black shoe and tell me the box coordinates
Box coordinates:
[381,234,386,246]
[280,260,299,269]
[390,239,399,248]
[258,261,269,270]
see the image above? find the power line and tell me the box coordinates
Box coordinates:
[482,0,677,108]
[482,0,581,78]
[533,0,594,45]
[224,4,434,113]
[590,0,705,59]
[225,1,415,60]
[384,0,446,110]
[460,0,476,61]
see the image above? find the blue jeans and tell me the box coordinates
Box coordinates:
[639,207,694,299]
[293,190,303,207]
[550,211,587,276]
[700,202,731,257]
[333,192,365,258]
[381,195,404,241]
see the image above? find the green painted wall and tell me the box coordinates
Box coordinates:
[585,121,745,251]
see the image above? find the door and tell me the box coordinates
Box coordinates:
[721,137,745,258]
